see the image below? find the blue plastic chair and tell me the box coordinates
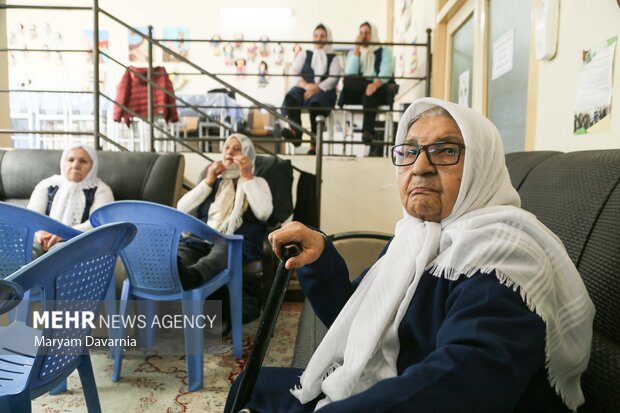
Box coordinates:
[0,202,103,395]
[90,200,243,392]
[0,222,137,413]
[0,202,81,279]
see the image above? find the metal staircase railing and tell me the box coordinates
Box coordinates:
[0,1,432,227]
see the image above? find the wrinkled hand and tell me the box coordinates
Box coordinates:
[205,161,226,186]
[353,33,365,55]
[36,230,52,247]
[45,234,63,251]
[268,221,326,270]
[303,87,319,101]
[233,155,253,180]
[36,230,62,252]
[365,82,380,96]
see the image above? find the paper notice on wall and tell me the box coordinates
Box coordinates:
[458,70,470,106]
[492,29,514,80]
[574,36,617,134]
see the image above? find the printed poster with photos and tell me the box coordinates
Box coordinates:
[574,36,617,135]
[83,29,109,64]
[162,27,189,62]
[206,32,297,87]
[128,27,150,63]
[393,0,418,78]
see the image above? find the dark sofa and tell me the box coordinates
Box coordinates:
[292,150,620,413]
[0,149,184,207]
[0,149,185,293]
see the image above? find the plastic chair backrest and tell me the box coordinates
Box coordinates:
[331,232,392,280]
[6,222,136,389]
[0,202,81,278]
[90,201,238,296]
[291,231,392,369]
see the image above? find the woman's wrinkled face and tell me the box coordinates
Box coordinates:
[222,137,243,166]
[64,147,93,182]
[313,28,328,49]
[397,116,465,222]
[358,24,372,45]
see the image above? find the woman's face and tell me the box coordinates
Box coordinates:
[313,28,328,49]
[64,147,93,182]
[222,137,243,166]
[397,116,465,222]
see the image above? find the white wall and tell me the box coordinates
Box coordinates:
[393,0,436,106]
[534,1,620,151]
[5,0,390,107]
[0,0,10,147]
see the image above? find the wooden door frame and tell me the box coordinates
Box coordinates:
[433,0,538,149]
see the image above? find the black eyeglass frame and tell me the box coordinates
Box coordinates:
[390,142,466,167]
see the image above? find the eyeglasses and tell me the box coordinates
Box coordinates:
[391,142,465,167]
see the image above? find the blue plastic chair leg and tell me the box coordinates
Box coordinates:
[182,295,206,392]
[104,277,117,357]
[113,280,131,382]
[0,390,31,413]
[48,380,68,395]
[77,355,102,413]
[10,290,32,324]
[228,276,243,359]
[136,300,157,348]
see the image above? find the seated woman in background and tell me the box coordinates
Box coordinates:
[176,134,273,320]
[226,98,594,413]
[27,144,114,255]
[281,23,340,155]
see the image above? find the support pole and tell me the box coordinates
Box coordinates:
[93,0,100,149]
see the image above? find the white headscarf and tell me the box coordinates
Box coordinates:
[358,22,381,78]
[292,98,594,411]
[48,144,102,226]
[310,24,334,84]
[207,133,256,235]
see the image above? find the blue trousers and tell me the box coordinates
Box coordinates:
[282,86,336,142]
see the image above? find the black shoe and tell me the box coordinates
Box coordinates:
[362,131,374,144]
[307,146,316,155]
[177,257,203,290]
[282,128,302,147]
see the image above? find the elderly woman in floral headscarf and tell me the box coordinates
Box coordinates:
[176,133,273,292]
[226,98,594,413]
[27,144,114,254]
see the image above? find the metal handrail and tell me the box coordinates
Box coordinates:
[0,4,90,10]
[154,38,428,48]
[98,50,233,132]
[1,2,433,225]
[168,72,428,81]
[98,92,215,162]
[0,48,91,53]
[96,6,316,146]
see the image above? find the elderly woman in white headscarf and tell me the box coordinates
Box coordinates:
[226,98,594,413]
[342,21,395,150]
[281,23,341,155]
[27,144,114,254]
[176,133,273,293]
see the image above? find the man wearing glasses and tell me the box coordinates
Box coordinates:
[227,98,592,413]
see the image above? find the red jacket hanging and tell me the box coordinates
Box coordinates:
[113,66,179,126]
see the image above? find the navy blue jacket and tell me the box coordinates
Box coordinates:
[294,239,567,413]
